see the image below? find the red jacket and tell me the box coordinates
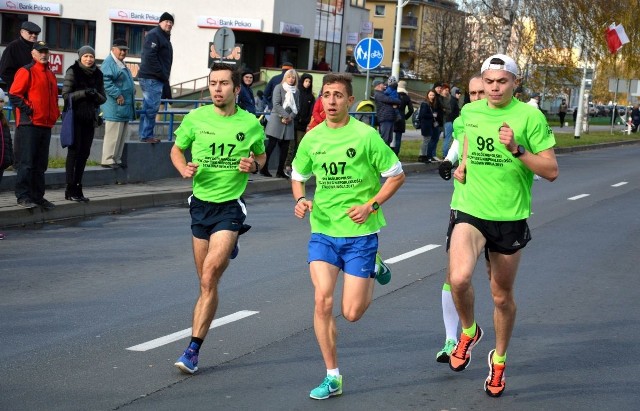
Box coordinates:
[9,60,60,128]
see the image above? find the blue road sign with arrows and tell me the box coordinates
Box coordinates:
[354,38,384,70]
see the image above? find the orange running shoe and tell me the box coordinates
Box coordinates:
[484,349,506,397]
[449,325,483,371]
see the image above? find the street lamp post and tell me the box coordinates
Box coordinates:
[392,0,410,81]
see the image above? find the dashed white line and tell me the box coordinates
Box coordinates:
[568,194,590,201]
[127,310,259,352]
[384,244,441,264]
[129,245,444,352]
[612,182,628,187]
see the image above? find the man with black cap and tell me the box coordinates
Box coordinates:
[0,21,42,169]
[9,41,60,210]
[137,12,174,143]
[0,21,41,91]
[264,62,293,110]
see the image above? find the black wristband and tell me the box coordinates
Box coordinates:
[296,196,306,204]
[252,160,260,174]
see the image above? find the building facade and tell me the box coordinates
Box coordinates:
[1,0,370,91]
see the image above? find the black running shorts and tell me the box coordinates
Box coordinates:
[446,210,531,255]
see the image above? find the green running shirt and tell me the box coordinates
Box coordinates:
[174,105,266,202]
[458,98,555,220]
[292,117,399,237]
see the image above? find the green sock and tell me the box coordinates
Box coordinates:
[462,322,477,338]
[493,351,507,364]
[442,283,451,292]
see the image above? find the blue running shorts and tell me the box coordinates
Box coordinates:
[308,233,378,278]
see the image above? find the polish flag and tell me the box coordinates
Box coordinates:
[606,23,630,54]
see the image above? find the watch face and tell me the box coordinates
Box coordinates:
[371,201,380,211]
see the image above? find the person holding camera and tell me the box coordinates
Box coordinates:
[61,45,106,202]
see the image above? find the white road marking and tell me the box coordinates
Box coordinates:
[612,182,628,187]
[384,244,441,264]
[126,310,259,352]
[568,194,590,201]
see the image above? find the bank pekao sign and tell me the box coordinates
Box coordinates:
[108,9,164,24]
[1,0,61,16]
[197,16,262,32]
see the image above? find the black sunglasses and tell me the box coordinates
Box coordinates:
[25,30,39,35]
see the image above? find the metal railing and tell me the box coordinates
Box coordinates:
[2,97,378,142]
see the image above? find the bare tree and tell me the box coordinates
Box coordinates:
[415,6,472,86]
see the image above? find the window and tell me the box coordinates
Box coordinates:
[375,5,385,16]
[113,23,155,57]
[373,29,384,39]
[350,0,366,7]
[45,17,95,51]
[1,13,28,45]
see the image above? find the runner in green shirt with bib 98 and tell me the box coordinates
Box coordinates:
[447,54,558,397]
[170,62,266,375]
[291,73,405,400]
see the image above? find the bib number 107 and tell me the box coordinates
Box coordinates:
[321,161,346,175]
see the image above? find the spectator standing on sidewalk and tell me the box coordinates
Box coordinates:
[558,99,568,127]
[0,89,13,240]
[61,45,107,202]
[391,80,414,155]
[9,41,60,210]
[0,21,41,169]
[417,89,441,163]
[137,12,174,143]
[261,69,299,178]
[285,73,315,176]
[100,39,136,168]
[373,79,401,146]
[170,63,266,375]
[237,68,256,115]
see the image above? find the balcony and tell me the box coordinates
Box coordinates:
[400,40,416,52]
[401,15,418,29]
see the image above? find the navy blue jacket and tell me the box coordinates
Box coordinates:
[137,26,173,82]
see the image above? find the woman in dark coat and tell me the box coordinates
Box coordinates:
[418,89,442,163]
[61,45,106,202]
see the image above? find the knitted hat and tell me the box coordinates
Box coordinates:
[372,80,384,88]
[78,45,95,57]
[159,12,174,23]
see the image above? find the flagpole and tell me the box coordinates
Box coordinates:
[610,54,619,135]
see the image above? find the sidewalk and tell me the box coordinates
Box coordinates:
[0,161,437,229]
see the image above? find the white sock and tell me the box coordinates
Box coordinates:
[442,285,459,341]
[327,368,340,377]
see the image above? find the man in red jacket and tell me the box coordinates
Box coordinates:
[9,41,60,210]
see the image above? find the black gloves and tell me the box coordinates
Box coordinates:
[439,160,453,180]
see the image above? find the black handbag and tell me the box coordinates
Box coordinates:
[60,96,74,148]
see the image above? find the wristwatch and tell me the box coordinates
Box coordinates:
[370,201,380,213]
[512,145,525,158]
[252,160,260,174]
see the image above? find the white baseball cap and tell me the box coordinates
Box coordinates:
[481,54,519,77]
